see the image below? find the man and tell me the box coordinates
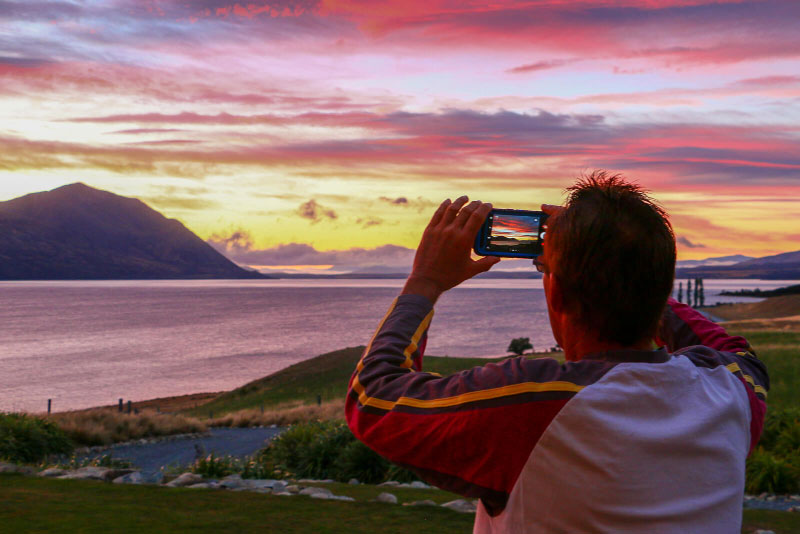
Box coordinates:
[346,172,768,533]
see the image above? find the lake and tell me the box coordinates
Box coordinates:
[0,278,794,412]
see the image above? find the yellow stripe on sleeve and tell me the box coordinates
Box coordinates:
[725,362,767,399]
[400,309,434,370]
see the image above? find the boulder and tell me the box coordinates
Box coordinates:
[271,480,288,493]
[220,474,245,489]
[376,492,398,504]
[441,499,477,513]
[410,481,431,489]
[59,467,111,481]
[285,485,300,494]
[348,478,360,485]
[0,463,35,475]
[166,472,204,487]
[378,481,400,487]
[39,468,67,478]
[273,491,293,496]
[103,469,136,482]
[331,495,356,502]
[299,487,333,498]
[112,472,144,485]
[403,500,437,507]
[310,492,331,500]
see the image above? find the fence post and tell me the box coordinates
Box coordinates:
[47,399,51,414]
[118,398,123,413]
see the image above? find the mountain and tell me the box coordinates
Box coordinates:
[676,250,800,279]
[676,254,754,269]
[0,183,265,280]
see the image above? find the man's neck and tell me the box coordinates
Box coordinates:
[559,320,655,362]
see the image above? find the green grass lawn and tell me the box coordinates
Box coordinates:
[1,475,797,534]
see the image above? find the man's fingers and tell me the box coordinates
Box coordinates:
[427,198,451,229]
[453,200,481,228]
[541,204,564,216]
[441,195,469,225]
[463,202,492,237]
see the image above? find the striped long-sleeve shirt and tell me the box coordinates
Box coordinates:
[346,295,768,534]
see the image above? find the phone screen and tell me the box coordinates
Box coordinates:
[485,212,542,254]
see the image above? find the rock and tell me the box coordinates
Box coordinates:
[348,478,360,485]
[753,530,776,534]
[397,483,413,488]
[441,499,477,513]
[403,500,437,507]
[410,481,431,489]
[142,472,164,485]
[766,495,777,502]
[376,492,398,504]
[166,472,204,487]
[331,495,356,502]
[103,469,136,482]
[790,494,800,501]
[297,478,334,484]
[758,492,768,500]
[38,468,66,478]
[273,491,293,496]
[0,463,34,475]
[220,474,245,489]
[378,481,400,487]
[299,487,333,498]
[59,467,112,481]
[112,472,144,485]
[310,492,331,500]
[271,480,288,493]
[285,485,300,494]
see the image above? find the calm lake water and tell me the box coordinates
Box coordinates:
[0,278,794,412]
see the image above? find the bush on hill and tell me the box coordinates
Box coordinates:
[0,412,73,463]
[746,407,800,494]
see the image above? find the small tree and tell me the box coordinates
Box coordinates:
[677,281,683,303]
[508,337,533,356]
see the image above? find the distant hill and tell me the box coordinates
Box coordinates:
[676,254,754,269]
[0,183,265,280]
[676,249,800,279]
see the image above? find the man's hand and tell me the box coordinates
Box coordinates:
[401,196,501,304]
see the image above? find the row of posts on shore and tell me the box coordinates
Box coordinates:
[677,278,705,308]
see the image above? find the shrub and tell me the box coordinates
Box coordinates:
[261,420,422,484]
[0,412,73,464]
[745,448,799,494]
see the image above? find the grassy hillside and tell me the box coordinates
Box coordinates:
[185,347,556,417]
[710,294,800,321]
[730,330,800,411]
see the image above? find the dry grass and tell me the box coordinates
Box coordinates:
[209,399,344,428]
[49,409,208,446]
[707,294,800,321]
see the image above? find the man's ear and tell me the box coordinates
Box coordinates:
[547,273,566,316]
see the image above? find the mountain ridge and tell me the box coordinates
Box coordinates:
[0,182,265,280]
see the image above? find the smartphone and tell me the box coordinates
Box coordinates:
[473,209,548,258]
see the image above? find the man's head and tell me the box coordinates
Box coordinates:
[543,171,676,349]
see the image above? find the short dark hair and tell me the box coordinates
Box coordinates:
[546,171,676,346]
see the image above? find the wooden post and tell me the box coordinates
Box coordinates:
[118,399,123,412]
[127,400,132,414]
[47,399,51,414]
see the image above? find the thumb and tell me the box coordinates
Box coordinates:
[471,256,501,275]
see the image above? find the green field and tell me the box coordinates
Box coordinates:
[1,474,797,534]
[730,330,799,411]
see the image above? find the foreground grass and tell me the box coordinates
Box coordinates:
[0,474,473,534]
[1,475,796,534]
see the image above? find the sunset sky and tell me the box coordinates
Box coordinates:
[2,1,799,273]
